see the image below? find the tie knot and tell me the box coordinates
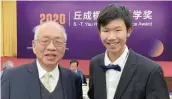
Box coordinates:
[44,73,51,78]
[109,64,119,67]
[101,64,121,72]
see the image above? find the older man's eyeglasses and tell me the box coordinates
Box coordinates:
[35,37,66,47]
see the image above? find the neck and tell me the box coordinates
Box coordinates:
[42,65,56,72]
[107,45,126,62]
[37,59,57,72]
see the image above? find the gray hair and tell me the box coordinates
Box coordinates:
[33,21,67,41]
[3,60,14,70]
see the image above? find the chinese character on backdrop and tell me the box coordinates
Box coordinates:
[74,11,82,20]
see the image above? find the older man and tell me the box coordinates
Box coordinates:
[1,21,83,99]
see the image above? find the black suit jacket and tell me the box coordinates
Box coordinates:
[1,61,83,99]
[88,49,170,99]
[76,69,87,84]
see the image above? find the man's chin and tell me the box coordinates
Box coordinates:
[107,48,119,53]
[44,61,58,66]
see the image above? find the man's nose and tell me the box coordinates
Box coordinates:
[46,40,56,51]
[108,31,117,40]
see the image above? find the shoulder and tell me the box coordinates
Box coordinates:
[132,50,161,72]
[1,62,33,80]
[90,53,105,62]
[59,66,81,79]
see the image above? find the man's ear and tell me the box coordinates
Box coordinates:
[32,40,36,54]
[127,27,133,38]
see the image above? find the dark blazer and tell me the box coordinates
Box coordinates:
[88,49,170,99]
[76,69,87,84]
[1,61,83,99]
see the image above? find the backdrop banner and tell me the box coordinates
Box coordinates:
[17,1,172,61]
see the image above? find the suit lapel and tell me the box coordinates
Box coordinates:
[59,66,70,99]
[96,53,107,99]
[26,61,41,99]
[114,49,138,99]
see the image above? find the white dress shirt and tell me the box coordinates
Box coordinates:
[104,46,129,99]
[36,60,59,92]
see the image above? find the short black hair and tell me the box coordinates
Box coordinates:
[97,4,133,31]
[70,59,79,66]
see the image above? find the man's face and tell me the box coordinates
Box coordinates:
[70,62,78,71]
[99,19,132,54]
[32,25,66,67]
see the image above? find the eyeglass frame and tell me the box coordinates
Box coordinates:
[33,37,66,47]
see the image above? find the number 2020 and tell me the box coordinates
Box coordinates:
[40,14,66,24]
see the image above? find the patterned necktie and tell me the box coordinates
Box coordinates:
[43,73,52,93]
[100,64,121,72]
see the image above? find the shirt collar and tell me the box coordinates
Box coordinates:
[36,60,59,80]
[104,45,129,68]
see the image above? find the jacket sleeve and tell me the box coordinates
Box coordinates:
[87,60,94,99]
[76,74,83,99]
[1,70,11,99]
[146,66,170,99]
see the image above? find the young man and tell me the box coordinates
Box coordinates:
[88,4,170,99]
